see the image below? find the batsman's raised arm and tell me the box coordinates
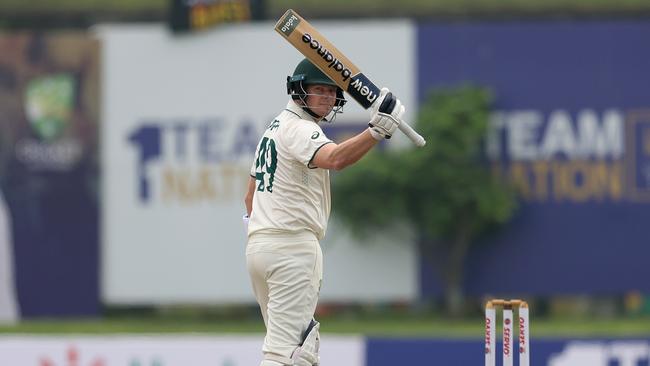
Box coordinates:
[312,88,403,170]
[274,8,425,148]
[310,130,377,171]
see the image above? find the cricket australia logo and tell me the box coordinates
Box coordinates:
[25,74,74,141]
[15,73,84,170]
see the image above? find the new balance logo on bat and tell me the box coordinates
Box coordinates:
[301,33,352,82]
[347,74,380,109]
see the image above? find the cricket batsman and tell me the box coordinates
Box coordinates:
[243,58,405,366]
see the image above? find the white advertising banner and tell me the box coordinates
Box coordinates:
[0,335,364,366]
[97,22,417,304]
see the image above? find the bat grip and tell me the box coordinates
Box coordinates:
[398,119,426,147]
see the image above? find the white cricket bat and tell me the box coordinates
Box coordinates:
[274,9,426,147]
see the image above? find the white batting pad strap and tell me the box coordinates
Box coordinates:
[291,320,320,366]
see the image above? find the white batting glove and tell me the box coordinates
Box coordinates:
[368,87,405,141]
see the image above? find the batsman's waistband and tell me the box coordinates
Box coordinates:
[248,229,318,244]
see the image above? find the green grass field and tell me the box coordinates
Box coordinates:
[3,315,650,338]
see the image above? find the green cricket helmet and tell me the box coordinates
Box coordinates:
[287,59,347,113]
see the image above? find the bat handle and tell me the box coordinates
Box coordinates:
[397,119,426,147]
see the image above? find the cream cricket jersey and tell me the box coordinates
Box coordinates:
[248,100,333,240]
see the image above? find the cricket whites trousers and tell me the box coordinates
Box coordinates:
[246,230,323,365]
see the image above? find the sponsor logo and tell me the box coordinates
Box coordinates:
[484,317,492,354]
[186,0,250,30]
[279,11,300,36]
[503,320,511,356]
[349,76,379,106]
[16,73,84,171]
[301,33,352,82]
[519,315,527,353]
[488,109,650,203]
[549,341,650,366]
[40,346,105,366]
[311,131,320,139]
[128,118,259,204]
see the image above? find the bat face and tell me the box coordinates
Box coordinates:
[275,9,380,109]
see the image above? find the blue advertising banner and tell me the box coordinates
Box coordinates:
[366,338,650,366]
[0,33,100,316]
[417,21,650,296]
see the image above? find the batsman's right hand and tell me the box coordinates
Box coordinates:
[368,87,405,140]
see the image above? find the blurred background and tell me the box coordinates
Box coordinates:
[1,0,650,365]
